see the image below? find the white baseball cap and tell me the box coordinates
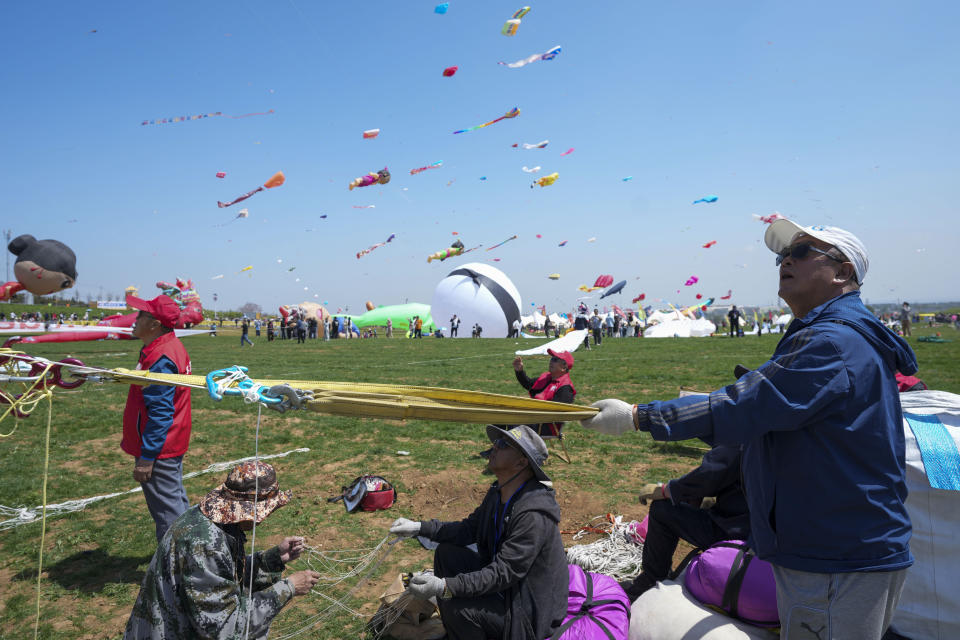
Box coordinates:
[764,219,869,284]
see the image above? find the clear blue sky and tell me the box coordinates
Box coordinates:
[3,1,957,315]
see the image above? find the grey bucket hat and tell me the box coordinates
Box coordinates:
[486,424,550,482]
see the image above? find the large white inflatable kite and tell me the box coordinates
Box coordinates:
[431,262,521,338]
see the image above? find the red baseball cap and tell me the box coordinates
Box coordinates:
[547,349,573,370]
[127,294,180,329]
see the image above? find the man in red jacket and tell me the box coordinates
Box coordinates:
[512,349,576,437]
[122,294,193,542]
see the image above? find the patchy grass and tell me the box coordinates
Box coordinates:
[1,327,957,638]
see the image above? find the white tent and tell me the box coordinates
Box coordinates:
[773,313,792,326]
[644,317,716,338]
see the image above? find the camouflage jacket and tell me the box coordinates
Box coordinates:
[124,506,294,639]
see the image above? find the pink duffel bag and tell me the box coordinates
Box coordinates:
[684,541,779,627]
[552,564,630,640]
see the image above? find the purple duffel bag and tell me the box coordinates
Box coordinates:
[684,540,779,627]
[551,564,630,640]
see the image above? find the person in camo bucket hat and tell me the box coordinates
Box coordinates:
[124,461,319,639]
[199,460,292,524]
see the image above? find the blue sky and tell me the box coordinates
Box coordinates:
[2,1,957,315]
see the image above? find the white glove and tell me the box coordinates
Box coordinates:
[580,399,636,435]
[408,572,448,600]
[389,518,421,538]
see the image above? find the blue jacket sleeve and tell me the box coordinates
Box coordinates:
[636,327,851,445]
[139,355,179,460]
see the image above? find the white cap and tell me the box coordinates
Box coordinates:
[764,219,869,284]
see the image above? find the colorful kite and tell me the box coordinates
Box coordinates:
[486,235,518,251]
[410,161,443,175]
[632,293,645,303]
[579,275,613,293]
[349,167,390,190]
[522,166,541,173]
[442,66,458,77]
[427,239,469,263]
[453,107,520,134]
[753,212,784,224]
[215,172,226,178]
[239,265,253,274]
[720,289,732,300]
[558,240,568,247]
[356,233,396,259]
[502,6,530,36]
[548,273,560,280]
[521,140,549,149]
[217,171,285,208]
[696,293,703,299]
[531,172,558,188]
[363,129,380,139]
[693,195,718,204]
[702,240,717,248]
[498,45,561,68]
[560,148,574,156]
[684,276,699,286]
[141,109,275,126]
[434,2,449,13]
[622,176,634,182]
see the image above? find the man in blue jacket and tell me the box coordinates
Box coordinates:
[581,219,917,640]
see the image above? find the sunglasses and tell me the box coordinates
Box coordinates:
[776,243,845,267]
[493,438,517,451]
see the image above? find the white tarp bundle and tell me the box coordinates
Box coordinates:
[890,390,960,640]
[515,329,588,356]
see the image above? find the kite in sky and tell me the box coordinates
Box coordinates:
[239,265,253,274]
[548,273,560,280]
[435,2,449,14]
[349,167,390,190]
[579,274,613,292]
[498,45,561,68]
[720,289,732,300]
[632,293,646,303]
[702,240,717,248]
[532,172,558,188]
[600,280,626,298]
[520,140,549,149]
[587,237,597,242]
[215,172,226,179]
[685,276,699,286]
[141,109,275,126]
[622,176,634,182]
[753,212,784,224]
[486,234,519,251]
[442,66,458,77]
[356,233,396,259]
[560,148,574,156]
[410,161,443,175]
[352,205,376,209]
[502,6,530,36]
[558,240,568,246]
[211,274,224,280]
[427,239,470,262]
[522,166,541,173]
[218,171,285,208]
[453,107,520,134]
[693,195,718,204]
[363,129,380,139]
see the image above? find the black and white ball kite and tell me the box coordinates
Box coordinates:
[430,262,522,338]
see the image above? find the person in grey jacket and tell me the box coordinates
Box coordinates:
[390,425,568,640]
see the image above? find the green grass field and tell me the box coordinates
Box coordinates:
[1,326,957,638]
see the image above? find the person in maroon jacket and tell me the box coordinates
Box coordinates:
[122,294,193,542]
[512,349,576,437]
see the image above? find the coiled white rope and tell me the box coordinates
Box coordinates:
[565,514,645,581]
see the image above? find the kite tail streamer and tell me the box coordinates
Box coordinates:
[218,187,263,208]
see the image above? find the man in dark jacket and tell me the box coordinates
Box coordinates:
[582,220,918,639]
[390,425,568,640]
[620,444,747,601]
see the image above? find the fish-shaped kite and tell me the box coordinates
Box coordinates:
[521,140,549,149]
[684,276,699,286]
[239,265,253,274]
[693,195,718,204]
[622,176,634,182]
[218,171,285,208]
[547,273,560,280]
[558,240,568,247]
[356,233,396,259]
[702,240,717,248]
[560,148,574,156]
[531,172,558,188]
[499,45,561,68]
[600,280,626,298]
[442,66,458,77]
[434,2,449,14]
[453,107,520,134]
[410,161,443,175]
[349,167,390,190]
